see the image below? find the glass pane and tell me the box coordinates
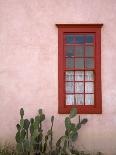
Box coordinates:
[86,35,94,43]
[85,71,94,81]
[66,58,74,68]
[85,46,94,57]
[65,71,74,81]
[65,35,74,44]
[66,82,74,93]
[75,35,84,44]
[75,58,84,68]
[66,95,74,105]
[66,94,74,105]
[75,46,84,57]
[85,94,94,105]
[75,71,84,81]
[85,58,94,68]
[85,82,94,93]
[75,82,84,93]
[75,94,84,105]
[65,46,74,57]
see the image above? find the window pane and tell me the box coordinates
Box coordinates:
[66,58,74,68]
[85,71,94,81]
[66,82,74,93]
[75,71,84,81]
[85,58,94,68]
[65,35,74,44]
[75,58,84,68]
[65,46,74,57]
[85,82,94,93]
[85,46,94,57]
[75,46,84,57]
[75,94,84,105]
[85,94,94,105]
[66,94,74,105]
[75,35,84,44]
[75,82,84,93]
[65,71,74,81]
[86,35,94,43]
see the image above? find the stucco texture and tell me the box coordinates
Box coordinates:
[0,0,116,154]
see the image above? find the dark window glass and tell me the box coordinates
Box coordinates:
[85,46,94,57]
[75,58,84,68]
[75,46,84,57]
[65,46,74,57]
[75,35,84,44]
[65,35,74,44]
[85,58,94,68]
[66,58,74,68]
[86,35,94,43]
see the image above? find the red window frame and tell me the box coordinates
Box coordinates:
[56,24,103,114]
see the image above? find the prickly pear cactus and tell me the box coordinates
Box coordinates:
[16,108,51,155]
[56,108,88,155]
[16,107,88,155]
[20,108,24,118]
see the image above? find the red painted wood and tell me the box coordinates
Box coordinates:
[57,24,103,114]
[56,24,103,28]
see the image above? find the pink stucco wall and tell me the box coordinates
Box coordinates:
[0,0,116,154]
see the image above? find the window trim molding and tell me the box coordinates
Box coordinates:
[56,24,103,114]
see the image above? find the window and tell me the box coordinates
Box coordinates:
[56,24,103,114]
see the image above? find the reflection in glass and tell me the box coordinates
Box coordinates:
[66,58,74,68]
[75,46,84,57]
[86,35,94,43]
[85,46,94,57]
[66,94,74,105]
[85,94,94,105]
[85,82,94,93]
[65,71,74,81]
[75,58,84,68]
[65,35,74,44]
[75,94,84,105]
[85,58,94,68]
[75,71,84,81]
[66,82,74,93]
[85,71,94,81]
[65,46,74,57]
[75,82,84,93]
[75,35,84,44]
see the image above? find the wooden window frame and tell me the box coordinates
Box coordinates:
[56,24,103,114]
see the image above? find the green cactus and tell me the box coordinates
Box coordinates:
[20,129,26,142]
[16,124,21,131]
[24,119,30,130]
[38,109,43,115]
[69,107,77,118]
[51,116,54,123]
[76,123,81,130]
[20,118,24,129]
[30,118,34,124]
[43,135,48,153]
[16,143,23,153]
[56,108,88,155]
[80,118,88,124]
[23,139,30,152]
[40,113,45,122]
[20,108,24,118]
[30,124,34,136]
[15,131,21,143]
[16,107,88,155]
[49,115,54,154]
